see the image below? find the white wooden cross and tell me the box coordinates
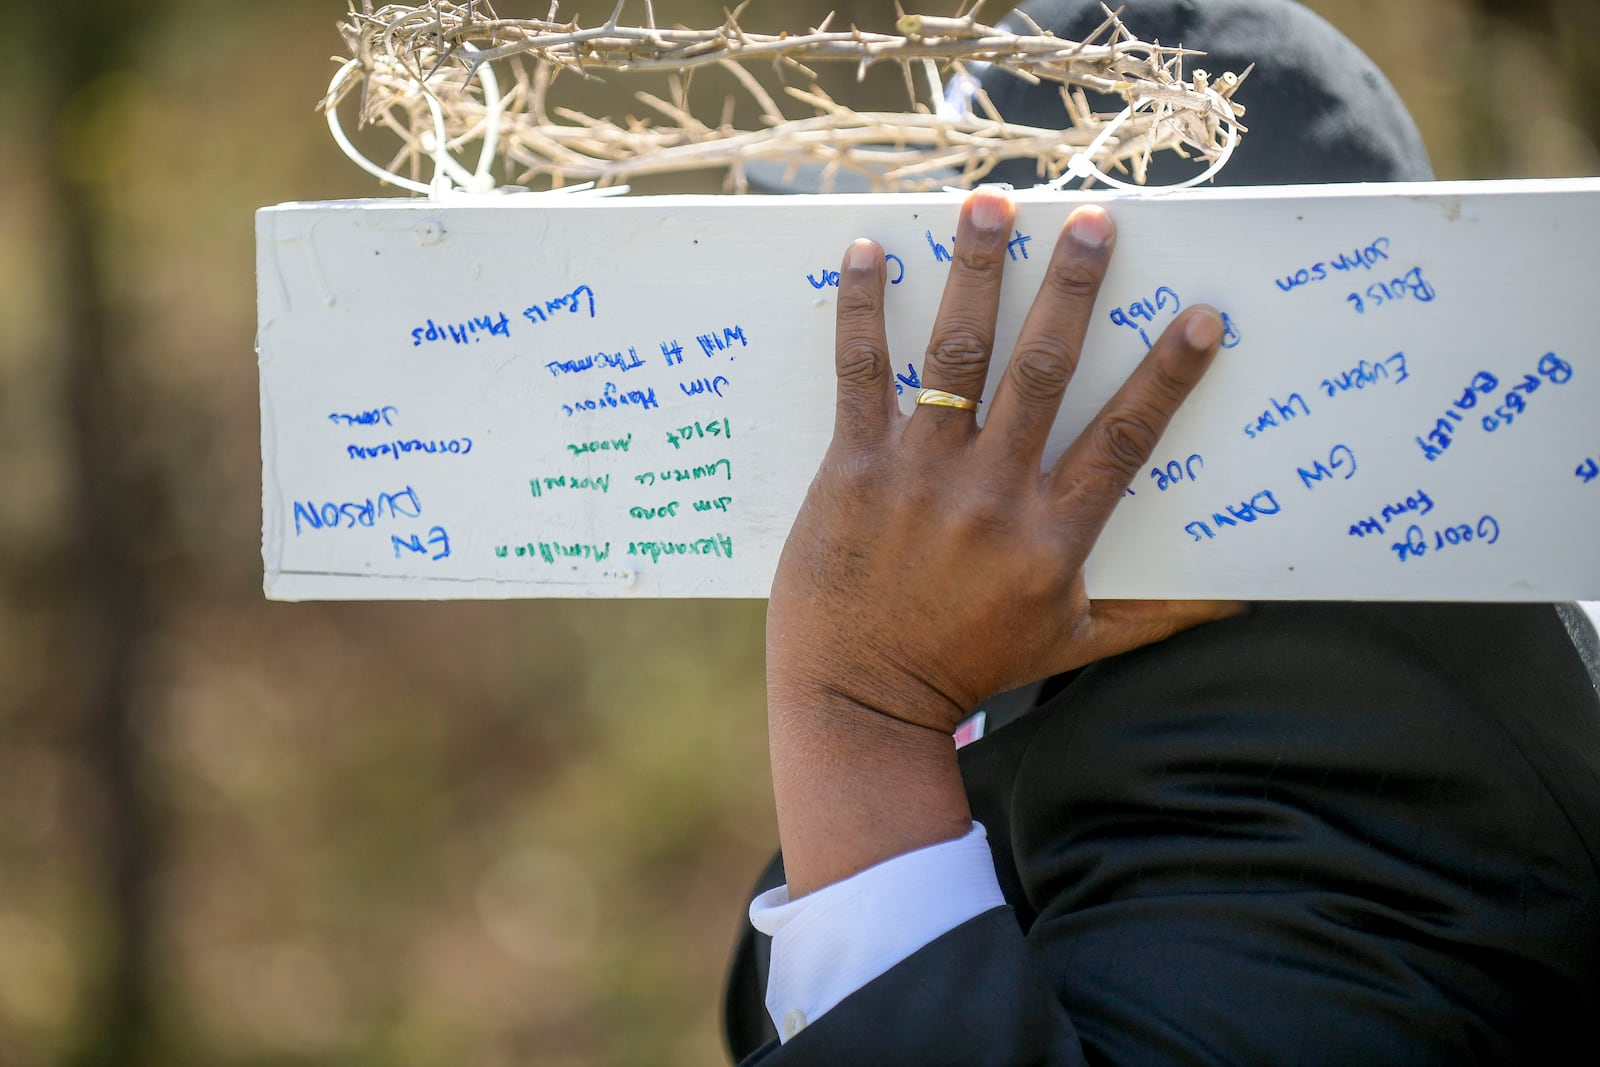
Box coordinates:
[256,179,1600,600]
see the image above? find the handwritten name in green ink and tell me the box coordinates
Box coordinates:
[634,459,731,487]
[627,534,733,564]
[495,540,611,563]
[666,419,731,449]
[567,433,633,457]
[630,501,680,520]
[530,473,610,498]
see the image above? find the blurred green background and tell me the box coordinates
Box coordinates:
[0,1,1594,1064]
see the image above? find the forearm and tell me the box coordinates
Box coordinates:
[768,685,972,898]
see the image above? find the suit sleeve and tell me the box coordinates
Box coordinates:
[726,603,1600,1065]
[738,906,1089,1067]
[750,823,1006,1038]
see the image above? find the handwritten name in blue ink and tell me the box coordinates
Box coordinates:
[1414,370,1501,461]
[1243,352,1407,443]
[292,486,421,535]
[495,540,611,563]
[1110,287,1241,350]
[1347,489,1434,539]
[392,526,451,561]
[1109,287,1179,348]
[697,325,748,359]
[1149,454,1203,492]
[1416,352,1574,462]
[667,418,731,449]
[1320,352,1409,397]
[1391,515,1500,562]
[807,253,905,288]
[634,459,732,487]
[925,229,1032,264]
[627,533,734,564]
[522,284,596,324]
[546,346,646,377]
[1348,267,1436,314]
[567,434,632,457]
[411,313,510,347]
[679,375,729,399]
[346,436,472,460]
[1577,455,1600,485]
[562,382,659,417]
[530,473,609,498]
[1184,490,1282,542]
[1296,443,1357,490]
[328,406,398,427]
[1243,393,1311,440]
[1276,237,1391,292]
[1479,352,1574,433]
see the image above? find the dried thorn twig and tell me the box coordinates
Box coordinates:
[324,1,1248,194]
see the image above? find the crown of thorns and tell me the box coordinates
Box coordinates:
[323,0,1249,195]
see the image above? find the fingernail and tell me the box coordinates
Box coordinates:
[969,192,1010,233]
[1184,309,1225,350]
[844,239,880,271]
[1068,207,1113,248]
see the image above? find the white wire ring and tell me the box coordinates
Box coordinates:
[325,41,502,196]
[1047,91,1239,193]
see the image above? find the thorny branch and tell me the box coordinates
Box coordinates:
[323,1,1249,193]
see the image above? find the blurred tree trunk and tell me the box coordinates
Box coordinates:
[43,102,159,1067]
[35,4,170,1064]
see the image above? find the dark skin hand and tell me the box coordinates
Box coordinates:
[768,189,1242,897]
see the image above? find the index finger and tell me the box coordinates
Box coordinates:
[832,238,896,453]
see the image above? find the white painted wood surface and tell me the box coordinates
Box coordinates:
[256,179,1600,600]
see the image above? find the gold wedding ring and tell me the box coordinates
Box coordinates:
[915,387,980,413]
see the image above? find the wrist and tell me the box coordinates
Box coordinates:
[767,660,970,737]
[766,683,973,896]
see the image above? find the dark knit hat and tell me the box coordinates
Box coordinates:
[982,0,1433,187]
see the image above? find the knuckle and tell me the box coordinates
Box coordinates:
[1093,410,1161,473]
[1046,257,1103,301]
[1006,346,1073,404]
[885,474,941,522]
[954,245,1002,275]
[1144,355,1196,408]
[1014,540,1070,599]
[835,338,887,386]
[827,450,886,494]
[836,286,882,321]
[943,488,1013,540]
[925,326,991,376]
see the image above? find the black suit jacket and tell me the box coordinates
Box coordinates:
[725,603,1600,1064]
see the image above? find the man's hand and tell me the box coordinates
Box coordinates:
[769,190,1236,740]
[767,189,1238,896]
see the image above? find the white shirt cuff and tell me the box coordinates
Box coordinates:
[748,822,1005,1042]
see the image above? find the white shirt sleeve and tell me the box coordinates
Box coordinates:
[748,822,1005,1042]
